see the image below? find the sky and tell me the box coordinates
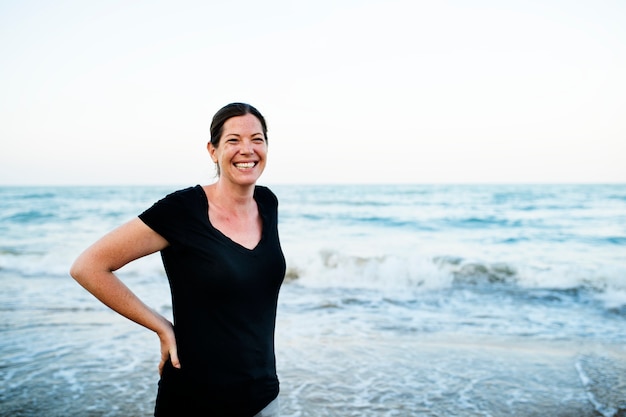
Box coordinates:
[1,0,625,185]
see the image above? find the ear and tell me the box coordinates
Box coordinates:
[207,142,218,163]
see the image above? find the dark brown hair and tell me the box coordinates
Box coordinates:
[209,102,268,148]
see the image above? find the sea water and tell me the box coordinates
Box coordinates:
[1,184,625,416]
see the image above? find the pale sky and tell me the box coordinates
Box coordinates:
[1,0,625,185]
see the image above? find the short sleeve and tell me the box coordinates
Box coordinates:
[254,185,278,212]
[138,186,200,245]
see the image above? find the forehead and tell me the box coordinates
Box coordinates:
[222,114,264,135]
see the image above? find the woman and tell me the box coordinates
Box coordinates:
[70,103,286,416]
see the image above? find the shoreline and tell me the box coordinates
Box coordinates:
[276,330,626,417]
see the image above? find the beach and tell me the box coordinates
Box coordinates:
[1,184,625,416]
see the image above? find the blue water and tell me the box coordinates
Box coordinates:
[1,184,625,416]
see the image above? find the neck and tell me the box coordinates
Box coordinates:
[208,180,256,211]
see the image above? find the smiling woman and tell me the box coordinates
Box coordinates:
[208,102,269,178]
[208,112,268,190]
[205,105,271,250]
[70,102,286,416]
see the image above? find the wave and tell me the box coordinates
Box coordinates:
[446,216,525,228]
[284,249,626,308]
[4,210,58,224]
[575,355,626,417]
[605,236,626,245]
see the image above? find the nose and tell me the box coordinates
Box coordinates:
[240,140,255,154]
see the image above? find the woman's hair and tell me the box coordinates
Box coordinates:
[209,102,268,148]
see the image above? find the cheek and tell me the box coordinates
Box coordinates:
[256,144,269,156]
[213,148,233,162]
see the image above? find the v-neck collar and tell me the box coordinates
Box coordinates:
[195,185,265,254]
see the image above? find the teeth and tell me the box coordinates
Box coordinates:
[235,162,255,168]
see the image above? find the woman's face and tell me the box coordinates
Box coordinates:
[208,113,268,186]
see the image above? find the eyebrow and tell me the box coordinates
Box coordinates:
[224,132,265,137]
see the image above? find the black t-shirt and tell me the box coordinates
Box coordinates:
[139,185,286,416]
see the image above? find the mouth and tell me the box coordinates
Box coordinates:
[234,161,257,169]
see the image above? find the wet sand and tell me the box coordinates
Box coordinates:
[276,331,626,417]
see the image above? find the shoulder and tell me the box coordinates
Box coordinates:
[254,185,278,206]
[151,185,204,208]
[165,185,203,200]
[140,185,202,219]
[139,185,204,239]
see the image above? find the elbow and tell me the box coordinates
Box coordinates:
[69,258,84,281]
[69,253,115,285]
[70,253,93,283]
[69,256,99,291]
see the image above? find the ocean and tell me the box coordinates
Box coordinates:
[1,183,625,416]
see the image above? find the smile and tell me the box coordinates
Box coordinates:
[234,162,257,169]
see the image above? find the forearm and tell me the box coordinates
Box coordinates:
[70,218,171,334]
[71,266,171,336]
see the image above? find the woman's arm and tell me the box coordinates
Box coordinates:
[70,217,180,374]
